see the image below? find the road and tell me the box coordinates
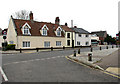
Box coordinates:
[1,45,119,82]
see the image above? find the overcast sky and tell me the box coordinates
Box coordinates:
[0,0,119,37]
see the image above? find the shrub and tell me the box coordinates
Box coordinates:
[2,42,8,47]
[5,44,16,50]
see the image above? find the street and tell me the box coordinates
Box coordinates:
[1,45,119,82]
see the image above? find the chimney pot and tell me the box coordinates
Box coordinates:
[74,26,77,28]
[65,23,68,26]
[29,11,33,20]
[55,17,60,25]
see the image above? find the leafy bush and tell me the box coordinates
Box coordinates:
[5,44,16,50]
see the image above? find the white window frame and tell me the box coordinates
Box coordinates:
[44,41,50,47]
[43,28,47,36]
[67,33,70,38]
[56,41,61,46]
[41,24,49,36]
[22,23,31,35]
[56,26,62,36]
[23,41,30,47]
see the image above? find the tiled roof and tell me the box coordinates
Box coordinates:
[13,19,73,37]
[91,31,107,37]
[71,28,90,34]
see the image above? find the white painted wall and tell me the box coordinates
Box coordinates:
[65,32,75,47]
[0,36,3,47]
[75,33,91,46]
[17,36,65,49]
[7,17,17,47]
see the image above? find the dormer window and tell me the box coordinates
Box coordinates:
[41,24,49,36]
[56,27,62,36]
[57,29,61,36]
[43,28,47,36]
[22,23,31,35]
[24,26,29,34]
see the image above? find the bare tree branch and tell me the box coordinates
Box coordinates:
[13,10,30,20]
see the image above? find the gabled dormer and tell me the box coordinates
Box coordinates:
[41,24,49,36]
[56,26,62,36]
[22,22,31,35]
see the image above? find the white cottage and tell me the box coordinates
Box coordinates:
[71,27,91,47]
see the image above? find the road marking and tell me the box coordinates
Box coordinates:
[106,67,120,75]
[0,66,8,81]
[101,71,120,79]
[3,56,65,66]
[65,56,120,79]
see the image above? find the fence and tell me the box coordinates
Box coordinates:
[15,45,120,53]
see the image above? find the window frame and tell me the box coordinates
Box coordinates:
[67,40,70,46]
[24,26,29,35]
[77,41,80,45]
[56,41,61,46]
[22,23,31,35]
[44,41,50,48]
[42,28,47,36]
[57,30,61,36]
[86,41,89,46]
[67,33,70,38]
[23,41,30,47]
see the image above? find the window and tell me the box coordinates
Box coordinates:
[56,27,62,36]
[23,41,30,47]
[44,41,50,47]
[56,41,61,46]
[57,30,61,36]
[78,34,81,37]
[86,35,89,37]
[67,33,70,38]
[67,40,70,46]
[42,25,49,36]
[77,41,80,45]
[22,23,31,35]
[86,42,89,45]
[43,28,47,36]
[23,26,30,35]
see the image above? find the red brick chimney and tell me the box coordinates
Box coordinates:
[55,17,60,25]
[65,23,68,26]
[29,11,33,20]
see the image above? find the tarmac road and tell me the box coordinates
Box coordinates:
[2,46,119,82]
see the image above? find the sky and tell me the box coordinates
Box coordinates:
[0,0,119,37]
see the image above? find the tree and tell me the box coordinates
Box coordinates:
[104,34,116,44]
[118,31,120,44]
[13,10,30,20]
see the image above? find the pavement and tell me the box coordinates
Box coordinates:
[67,48,120,78]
